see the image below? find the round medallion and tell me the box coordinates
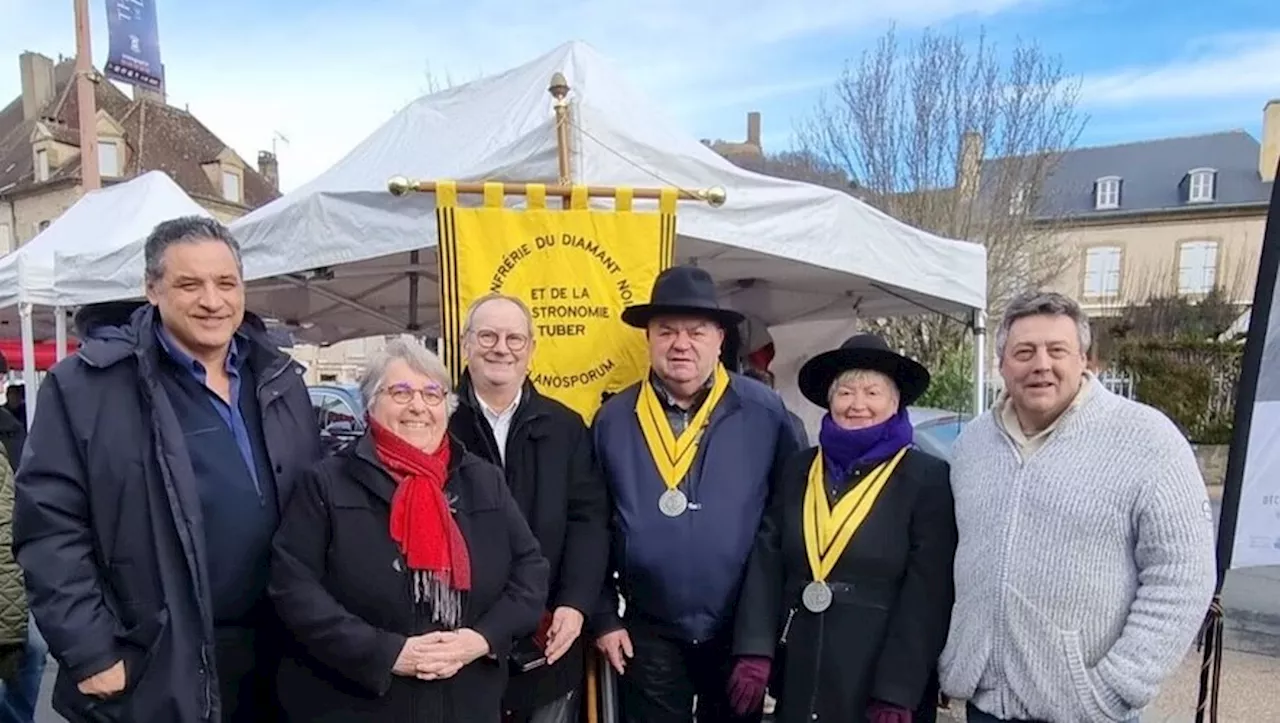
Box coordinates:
[658,489,689,517]
[802,581,833,613]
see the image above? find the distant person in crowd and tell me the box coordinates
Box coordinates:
[0,352,42,723]
[448,294,610,723]
[2,385,24,433]
[591,265,805,723]
[13,216,324,722]
[0,401,23,468]
[939,291,1216,723]
[269,339,549,723]
[732,333,956,723]
[0,437,45,723]
[0,359,24,473]
[741,366,809,447]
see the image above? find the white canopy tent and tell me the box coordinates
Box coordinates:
[2,171,212,424]
[54,41,990,412]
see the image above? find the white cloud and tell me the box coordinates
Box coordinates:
[1,0,1035,192]
[1079,30,1280,107]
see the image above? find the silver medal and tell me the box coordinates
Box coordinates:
[658,489,689,517]
[801,581,833,613]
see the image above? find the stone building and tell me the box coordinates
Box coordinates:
[0,51,280,255]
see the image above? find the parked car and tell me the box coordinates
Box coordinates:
[308,383,366,452]
[908,406,972,461]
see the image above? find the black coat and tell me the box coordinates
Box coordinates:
[0,406,23,472]
[12,302,322,722]
[449,374,610,715]
[268,433,550,723]
[734,447,957,723]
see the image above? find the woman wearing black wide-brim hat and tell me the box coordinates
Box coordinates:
[727,333,958,723]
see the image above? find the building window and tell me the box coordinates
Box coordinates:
[0,223,11,254]
[1188,168,1216,203]
[222,169,241,203]
[1094,176,1121,210]
[35,149,49,182]
[99,140,120,177]
[1178,240,1218,295]
[1083,246,1122,298]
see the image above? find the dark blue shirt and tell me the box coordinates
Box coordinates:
[155,327,262,499]
[155,324,280,624]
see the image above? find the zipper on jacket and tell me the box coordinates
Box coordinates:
[990,431,1026,716]
[806,612,826,720]
[201,646,213,719]
[779,607,797,645]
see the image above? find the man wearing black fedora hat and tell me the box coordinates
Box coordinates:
[589,265,805,723]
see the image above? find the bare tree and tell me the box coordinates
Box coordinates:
[796,26,1086,367]
[725,149,856,193]
[421,61,459,95]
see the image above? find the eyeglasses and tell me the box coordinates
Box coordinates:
[380,383,447,406]
[473,329,530,352]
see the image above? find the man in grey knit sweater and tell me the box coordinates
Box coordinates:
[939,291,1216,723]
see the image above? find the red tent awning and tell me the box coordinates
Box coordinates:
[0,338,80,371]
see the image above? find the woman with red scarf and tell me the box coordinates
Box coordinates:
[729,333,957,723]
[269,339,549,722]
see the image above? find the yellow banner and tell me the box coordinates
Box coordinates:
[436,182,677,422]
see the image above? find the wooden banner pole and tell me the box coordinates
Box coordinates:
[545,70,600,723]
[550,72,573,186]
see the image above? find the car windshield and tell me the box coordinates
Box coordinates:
[919,420,965,446]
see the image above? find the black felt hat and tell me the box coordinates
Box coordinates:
[797,333,931,408]
[621,265,744,329]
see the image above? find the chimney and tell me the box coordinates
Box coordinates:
[746,112,761,149]
[19,52,56,121]
[1262,99,1280,183]
[257,150,279,190]
[958,130,985,201]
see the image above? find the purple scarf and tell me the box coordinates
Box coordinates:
[818,407,914,481]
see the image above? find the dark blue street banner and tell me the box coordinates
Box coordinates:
[103,0,164,89]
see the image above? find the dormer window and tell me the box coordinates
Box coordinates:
[98,140,120,177]
[1094,176,1121,210]
[34,149,49,182]
[222,169,241,203]
[1009,184,1029,215]
[1187,168,1216,203]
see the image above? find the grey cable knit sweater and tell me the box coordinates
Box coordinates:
[939,379,1216,723]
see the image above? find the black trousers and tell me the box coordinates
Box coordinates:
[619,620,762,723]
[215,625,280,723]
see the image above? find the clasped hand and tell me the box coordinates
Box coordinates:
[393,629,490,681]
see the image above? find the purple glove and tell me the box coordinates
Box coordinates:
[866,700,913,723]
[726,656,771,716]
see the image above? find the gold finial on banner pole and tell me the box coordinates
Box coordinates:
[386,177,726,207]
[549,72,572,186]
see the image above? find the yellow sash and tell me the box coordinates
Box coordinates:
[803,447,908,583]
[635,364,730,490]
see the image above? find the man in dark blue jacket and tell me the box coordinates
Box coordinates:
[591,266,804,723]
[13,216,322,723]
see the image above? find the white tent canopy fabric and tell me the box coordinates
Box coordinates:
[1,171,212,338]
[55,41,987,343]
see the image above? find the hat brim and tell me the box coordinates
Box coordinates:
[621,303,745,330]
[797,347,931,409]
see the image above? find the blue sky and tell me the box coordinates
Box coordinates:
[2,0,1278,192]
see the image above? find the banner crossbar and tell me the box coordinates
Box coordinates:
[387,176,726,207]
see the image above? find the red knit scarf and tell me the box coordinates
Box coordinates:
[369,418,471,624]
